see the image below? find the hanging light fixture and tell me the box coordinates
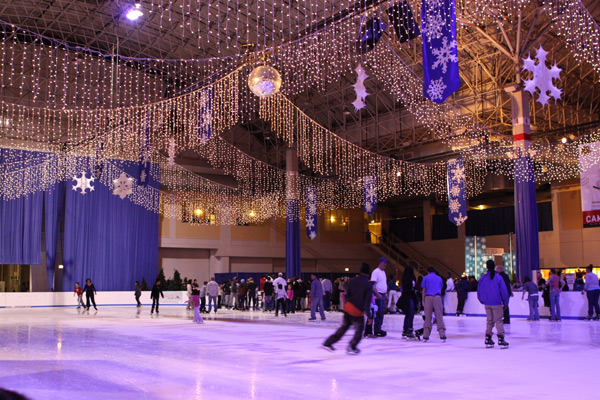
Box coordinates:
[248,65,282,97]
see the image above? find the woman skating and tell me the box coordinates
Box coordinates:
[398,265,418,339]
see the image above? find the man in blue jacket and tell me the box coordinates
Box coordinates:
[477,260,510,348]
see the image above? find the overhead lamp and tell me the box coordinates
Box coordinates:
[58,264,64,269]
[126,3,144,21]
[249,210,256,217]
[561,137,567,144]
[194,209,203,216]
[479,205,485,210]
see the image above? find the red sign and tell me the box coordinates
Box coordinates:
[583,210,600,227]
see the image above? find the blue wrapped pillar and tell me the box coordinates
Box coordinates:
[285,147,301,279]
[44,181,65,291]
[509,88,539,281]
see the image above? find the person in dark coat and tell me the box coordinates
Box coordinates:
[83,279,97,311]
[151,280,164,314]
[496,265,513,324]
[322,263,375,355]
[455,276,470,316]
[398,265,418,338]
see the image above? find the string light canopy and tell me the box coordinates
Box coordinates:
[0,0,599,224]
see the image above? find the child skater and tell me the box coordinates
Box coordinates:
[74,282,84,309]
[192,283,204,324]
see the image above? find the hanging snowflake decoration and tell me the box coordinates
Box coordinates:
[422,12,445,41]
[451,163,465,183]
[448,198,461,214]
[72,172,95,195]
[427,77,447,102]
[112,172,134,200]
[432,37,458,74]
[167,137,176,166]
[453,212,468,226]
[522,46,562,107]
[352,63,369,111]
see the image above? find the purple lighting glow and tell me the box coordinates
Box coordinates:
[125,4,143,21]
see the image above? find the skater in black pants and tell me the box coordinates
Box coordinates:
[151,280,164,314]
[323,263,375,355]
[399,265,418,339]
[134,281,142,307]
[83,279,97,310]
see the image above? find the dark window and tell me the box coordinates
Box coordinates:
[389,216,424,242]
[432,214,458,240]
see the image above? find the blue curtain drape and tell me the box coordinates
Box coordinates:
[514,157,539,281]
[285,199,301,279]
[61,160,159,291]
[44,181,65,291]
[0,149,43,265]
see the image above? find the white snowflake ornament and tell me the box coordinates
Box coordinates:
[427,77,447,102]
[432,37,458,74]
[352,63,369,111]
[72,172,95,195]
[112,172,134,200]
[522,46,562,107]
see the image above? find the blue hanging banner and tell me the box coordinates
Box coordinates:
[94,138,104,180]
[387,0,421,44]
[139,118,151,186]
[304,186,317,240]
[446,157,468,226]
[198,86,213,143]
[421,0,460,104]
[363,175,377,214]
[356,17,387,54]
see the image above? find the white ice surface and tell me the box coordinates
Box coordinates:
[0,306,599,400]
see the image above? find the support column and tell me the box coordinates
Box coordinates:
[506,87,540,281]
[285,146,301,279]
[423,199,433,242]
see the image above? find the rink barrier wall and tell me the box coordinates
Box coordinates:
[0,291,592,319]
[0,291,188,308]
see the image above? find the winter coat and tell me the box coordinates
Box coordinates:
[477,272,509,306]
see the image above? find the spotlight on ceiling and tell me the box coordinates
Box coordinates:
[126,3,144,21]
[561,137,567,144]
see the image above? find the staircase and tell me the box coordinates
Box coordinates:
[369,232,455,278]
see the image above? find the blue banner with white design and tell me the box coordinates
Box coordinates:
[446,157,467,226]
[363,175,377,214]
[304,186,317,240]
[139,118,151,186]
[465,236,493,279]
[421,0,460,104]
[198,86,213,143]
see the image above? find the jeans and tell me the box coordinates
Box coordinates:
[76,295,85,308]
[207,296,218,313]
[247,295,257,309]
[264,295,274,311]
[135,295,142,307]
[324,312,365,350]
[550,291,561,319]
[587,290,600,317]
[485,305,505,336]
[286,298,294,313]
[224,294,230,307]
[311,297,326,320]
[503,299,511,324]
[238,295,246,310]
[374,293,386,333]
[402,298,415,332]
[151,297,159,313]
[200,296,206,311]
[423,295,446,338]
[526,295,539,320]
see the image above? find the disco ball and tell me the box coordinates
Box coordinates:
[248,65,282,97]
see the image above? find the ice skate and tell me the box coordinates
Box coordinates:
[485,334,495,348]
[346,346,360,355]
[440,336,447,342]
[402,330,416,340]
[497,335,509,349]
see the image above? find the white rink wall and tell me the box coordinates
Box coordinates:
[0,291,188,308]
[0,290,592,319]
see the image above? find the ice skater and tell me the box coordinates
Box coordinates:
[74,282,84,309]
[192,283,203,324]
[418,267,446,342]
[522,276,539,321]
[134,281,142,307]
[309,274,326,321]
[398,265,418,339]
[322,263,374,355]
[151,280,164,314]
[83,279,97,311]
[477,260,509,348]
[583,264,600,320]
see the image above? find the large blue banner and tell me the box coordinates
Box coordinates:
[198,86,213,144]
[421,0,460,103]
[446,157,467,226]
[363,175,377,214]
